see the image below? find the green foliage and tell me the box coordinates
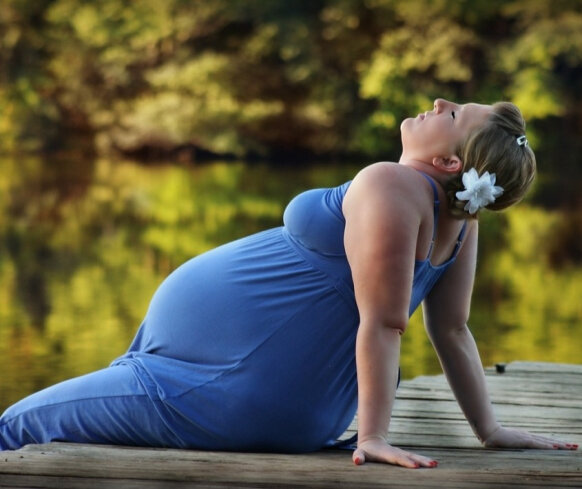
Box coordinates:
[1,0,581,180]
[498,9,582,120]
[474,206,582,365]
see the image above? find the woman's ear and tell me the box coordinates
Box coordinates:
[432,155,462,174]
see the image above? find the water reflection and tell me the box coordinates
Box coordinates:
[1,156,581,412]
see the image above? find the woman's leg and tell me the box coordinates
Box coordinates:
[0,364,180,450]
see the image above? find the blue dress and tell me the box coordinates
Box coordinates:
[0,172,465,452]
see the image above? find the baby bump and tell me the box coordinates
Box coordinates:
[134,228,347,365]
[159,282,359,451]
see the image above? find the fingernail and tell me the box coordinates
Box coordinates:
[430,461,438,467]
[553,444,559,449]
[354,457,362,465]
[414,463,420,468]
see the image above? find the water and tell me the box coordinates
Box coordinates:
[1,156,580,412]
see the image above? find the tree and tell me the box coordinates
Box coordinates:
[0,0,581,209]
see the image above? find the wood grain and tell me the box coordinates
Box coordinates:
[1,361,581,488]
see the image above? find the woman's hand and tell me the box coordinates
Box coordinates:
[483,426,578,450]
[352,437,438,468]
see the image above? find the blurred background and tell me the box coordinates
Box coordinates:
[1,0,581,412]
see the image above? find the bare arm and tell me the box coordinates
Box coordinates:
[343,163,438,468]
[424,221,577,450]
[423,221,499,441]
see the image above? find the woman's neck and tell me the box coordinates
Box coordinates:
[398,157,457,188]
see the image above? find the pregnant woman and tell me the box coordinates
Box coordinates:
[1,98,576,467]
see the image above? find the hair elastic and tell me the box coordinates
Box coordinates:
[516,135,528,147]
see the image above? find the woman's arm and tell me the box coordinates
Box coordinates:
[422,221,499,441]
[423,221,577,450]
[343,163,438,468]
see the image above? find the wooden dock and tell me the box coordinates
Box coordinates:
[1,361,580,488]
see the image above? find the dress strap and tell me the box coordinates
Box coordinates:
[416,171,468,260]
[417,172,440,259]
[451,221,468,258]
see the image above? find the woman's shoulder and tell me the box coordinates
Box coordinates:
[348,162,430,205]
[344,162,428,222]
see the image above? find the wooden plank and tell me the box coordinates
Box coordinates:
[0,474,203,489]
[1,443,581,489]
[404,379,582,398]
[1,361,581,488]
[498,362,582,374]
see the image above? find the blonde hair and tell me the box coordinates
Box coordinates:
[445,102,536,219]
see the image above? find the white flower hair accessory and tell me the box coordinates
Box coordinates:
[455,168,504,215]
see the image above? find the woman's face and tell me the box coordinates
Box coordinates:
[400,98,492,162]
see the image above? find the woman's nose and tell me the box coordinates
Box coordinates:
[433,98,447,113]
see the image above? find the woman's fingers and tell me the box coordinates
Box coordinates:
[403,451,438,468]
[530,434,578,450]
[352,447,365,465]
[484,426,579,450]
[353,442,438,468]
